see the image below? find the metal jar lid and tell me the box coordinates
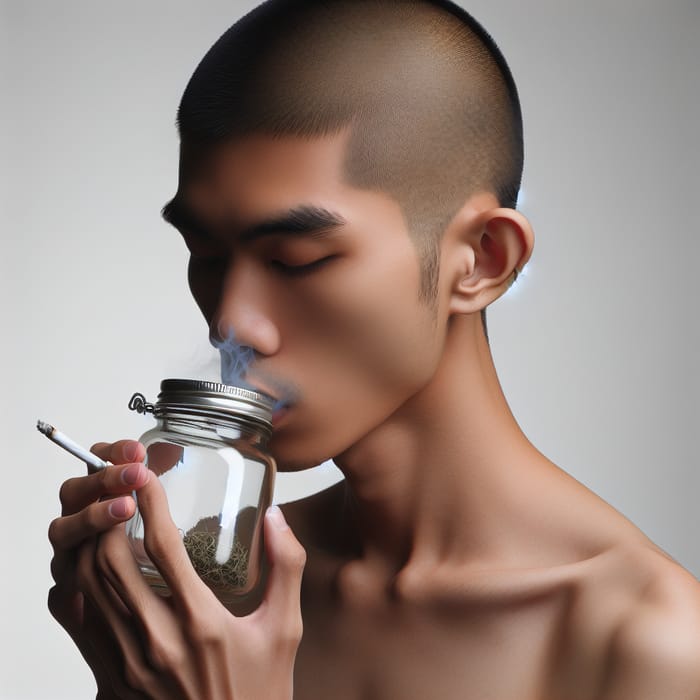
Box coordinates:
[129,378,274,431]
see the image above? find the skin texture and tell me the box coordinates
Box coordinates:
[49,129,700,699]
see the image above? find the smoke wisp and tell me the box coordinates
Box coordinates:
[211,330,299,412]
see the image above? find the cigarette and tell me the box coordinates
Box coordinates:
[36,420,109,470]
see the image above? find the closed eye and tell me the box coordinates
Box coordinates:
[270,255,336,276]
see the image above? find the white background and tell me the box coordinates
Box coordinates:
[2,1,698,697]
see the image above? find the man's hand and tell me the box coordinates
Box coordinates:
[48,440,306,700]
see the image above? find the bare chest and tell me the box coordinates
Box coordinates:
[293,590,591,700]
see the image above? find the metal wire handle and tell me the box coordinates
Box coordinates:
[128,392,155,414]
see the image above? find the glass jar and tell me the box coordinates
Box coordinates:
[126,379,276,604]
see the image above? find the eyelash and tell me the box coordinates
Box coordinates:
[189,254,334,279]
[271,256,335,276]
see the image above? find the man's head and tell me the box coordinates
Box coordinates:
[161,0,533,468]
[166,0,523,322]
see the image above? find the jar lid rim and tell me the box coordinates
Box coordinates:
[159,379,273,403]
[156,378,274,428]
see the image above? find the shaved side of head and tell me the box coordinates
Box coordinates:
[170,0,523,332]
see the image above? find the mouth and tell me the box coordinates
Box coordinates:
[242,378,295,427]
[245,379,280,405]
[272,404,291,428]
[243,369,300,413]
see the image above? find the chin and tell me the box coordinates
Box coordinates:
[269,431,344,473]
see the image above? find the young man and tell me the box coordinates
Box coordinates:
[48,1,700,698]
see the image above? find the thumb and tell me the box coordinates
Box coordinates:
[259,505,306,626]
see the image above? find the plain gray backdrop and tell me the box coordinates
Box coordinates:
[2,1,698,698]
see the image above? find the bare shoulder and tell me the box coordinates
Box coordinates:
[595,546,700,699]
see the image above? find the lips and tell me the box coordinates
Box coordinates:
[245,379,281,406]
[272,404,290,428]
[241,377,293,426]
[244,369,300,409]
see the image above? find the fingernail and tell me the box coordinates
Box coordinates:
[108,498,129,519]
[121,463,142,485]
[123,442,138,461]
[267,505,289,531]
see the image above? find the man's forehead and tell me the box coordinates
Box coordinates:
[176,129,354,219]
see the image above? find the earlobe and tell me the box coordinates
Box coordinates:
[449,207,534,316]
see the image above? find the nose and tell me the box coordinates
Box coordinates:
[209,261,281,357]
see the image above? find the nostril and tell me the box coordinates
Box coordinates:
[209,318,231,346]
[209,326,223,345]
[209,321,232,351]
[210,309,281,359]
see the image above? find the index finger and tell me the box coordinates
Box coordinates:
[59,463,150,516]
[90,440,145,466]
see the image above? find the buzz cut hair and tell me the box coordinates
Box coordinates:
[165,0,524,338]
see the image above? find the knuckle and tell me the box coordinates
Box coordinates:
[275,621,304,653]
[58,477,80,508]
[47,518,62,547]
[83,504,102,534]
[146,637,185,673]
[186,616,225,648]
[47,585,80,631]
[50,553,70,584]
[268,610,304,653]
[143,529,168,566]
[47,586,64,620]
[97,466,112,489]
[288,544,307,572]
[287,613,304,643]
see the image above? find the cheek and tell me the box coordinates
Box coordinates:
[272,322,438,469]
[335,283,438,391]
[272,257,442,463]
[310,254,439,388]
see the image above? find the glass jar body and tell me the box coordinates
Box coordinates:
[125,417,276,603]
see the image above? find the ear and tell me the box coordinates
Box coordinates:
[446,205,534,316]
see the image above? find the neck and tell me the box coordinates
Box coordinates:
[332,314,549,579]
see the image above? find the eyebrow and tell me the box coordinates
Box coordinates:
[160,196,347,243]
